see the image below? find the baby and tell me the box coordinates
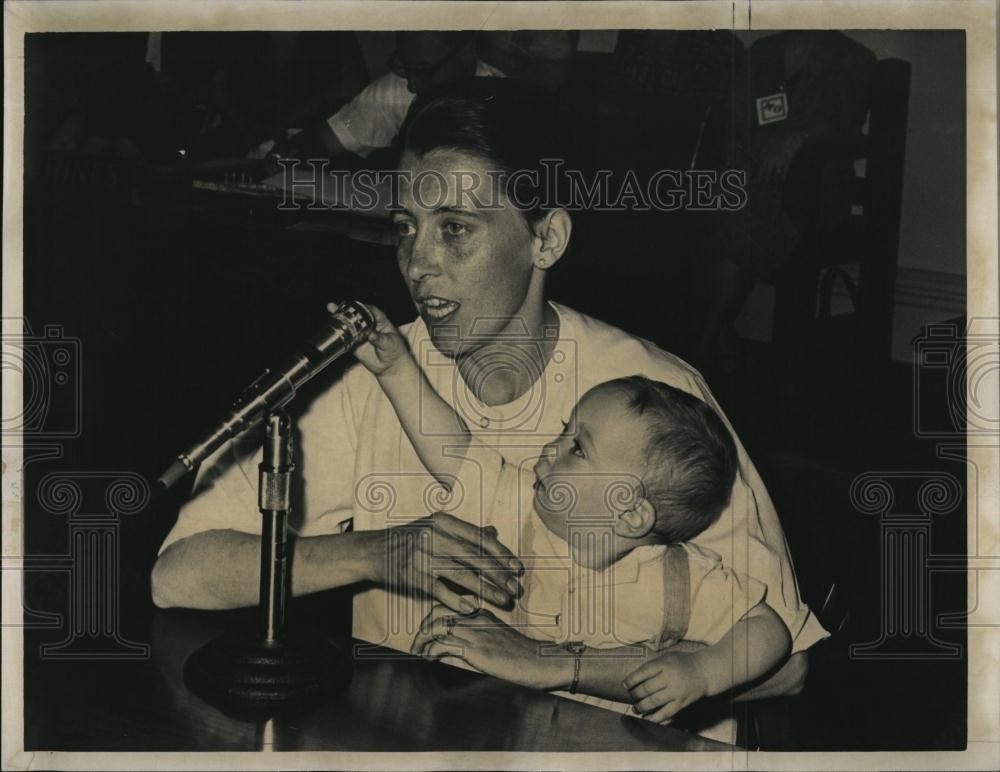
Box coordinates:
[351,304,791,722]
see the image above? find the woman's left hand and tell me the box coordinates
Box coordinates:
[411,604,570,691]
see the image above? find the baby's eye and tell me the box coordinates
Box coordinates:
[394,219,416,237]
[443,221,470,237]
[570,439,585,458]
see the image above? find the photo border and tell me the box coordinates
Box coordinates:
[3,1,997,770]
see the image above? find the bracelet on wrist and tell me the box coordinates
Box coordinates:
[566,641,585,694]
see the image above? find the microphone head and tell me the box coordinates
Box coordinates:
[330,300,375,342]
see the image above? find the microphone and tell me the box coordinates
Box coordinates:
[157,301,375,490]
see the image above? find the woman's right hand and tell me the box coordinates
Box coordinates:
[367,511,524,614]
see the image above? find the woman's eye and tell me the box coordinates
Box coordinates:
[395,220,416,237]
[571,440,585,458]
[443,221,469,237]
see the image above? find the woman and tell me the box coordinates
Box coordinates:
[152,78,823,708]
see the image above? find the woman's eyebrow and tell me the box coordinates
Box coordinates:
[434,205,484,218]
[393,204,487,219]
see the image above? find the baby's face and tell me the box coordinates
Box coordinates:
[531,383,649,543]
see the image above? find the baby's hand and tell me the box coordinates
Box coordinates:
[623,651,709,723]
[330,302,411,377]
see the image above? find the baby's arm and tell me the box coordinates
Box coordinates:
[348,303,471,487]
[623,602,791,722]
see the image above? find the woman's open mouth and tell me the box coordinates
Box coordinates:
[419,296,461,322]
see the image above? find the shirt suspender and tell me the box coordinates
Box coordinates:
[657,544,691,650]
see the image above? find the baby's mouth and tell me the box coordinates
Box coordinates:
[419,296,461,321]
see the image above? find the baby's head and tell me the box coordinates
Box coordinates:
[531,376,738,551]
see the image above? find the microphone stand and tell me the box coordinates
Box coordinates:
[259,411,292,646]
[183,410,351,715]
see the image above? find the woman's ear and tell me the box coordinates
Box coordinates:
[615,497,657,539]
[531,208,572,270]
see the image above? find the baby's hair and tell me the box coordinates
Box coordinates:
[605,375,738,544]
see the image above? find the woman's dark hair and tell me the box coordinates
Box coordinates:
[398,78,560,223]
[606,375,739,544]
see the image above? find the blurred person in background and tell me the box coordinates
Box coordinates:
[693,31,876,376]
[272,30,575,163]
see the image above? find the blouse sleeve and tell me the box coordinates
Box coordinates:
[158,362,370,553]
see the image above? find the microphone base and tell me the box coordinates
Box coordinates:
[184,624,352,718]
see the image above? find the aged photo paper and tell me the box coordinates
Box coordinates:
[3,1,998,770]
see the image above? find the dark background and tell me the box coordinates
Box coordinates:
[18,30,968,751]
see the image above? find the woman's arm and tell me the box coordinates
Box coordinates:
[411,606,709,703]
[554,605,792,708]
[731,650,808,701]
[531,634,801,707]
[152,511,522,612]
[409,602,796,717]
[151,528,382,610]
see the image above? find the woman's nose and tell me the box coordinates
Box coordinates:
[402,232,441,282]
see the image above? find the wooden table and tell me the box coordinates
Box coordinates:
[24,606,736,752]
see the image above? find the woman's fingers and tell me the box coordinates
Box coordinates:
[432,530,519,605]
[384,512,522,609]
[410,603,467,654]
[410,627,432,655]
[433,568,485,609]
[421,636,469,661]
[433,512,520,567]
[412,611,452,653]
[431,575,481,614]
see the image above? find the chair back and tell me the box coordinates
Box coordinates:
[774,57,911,366]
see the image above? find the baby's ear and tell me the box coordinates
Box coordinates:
[615,497,657,538]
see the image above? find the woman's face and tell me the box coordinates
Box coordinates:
[393,148,542,357]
